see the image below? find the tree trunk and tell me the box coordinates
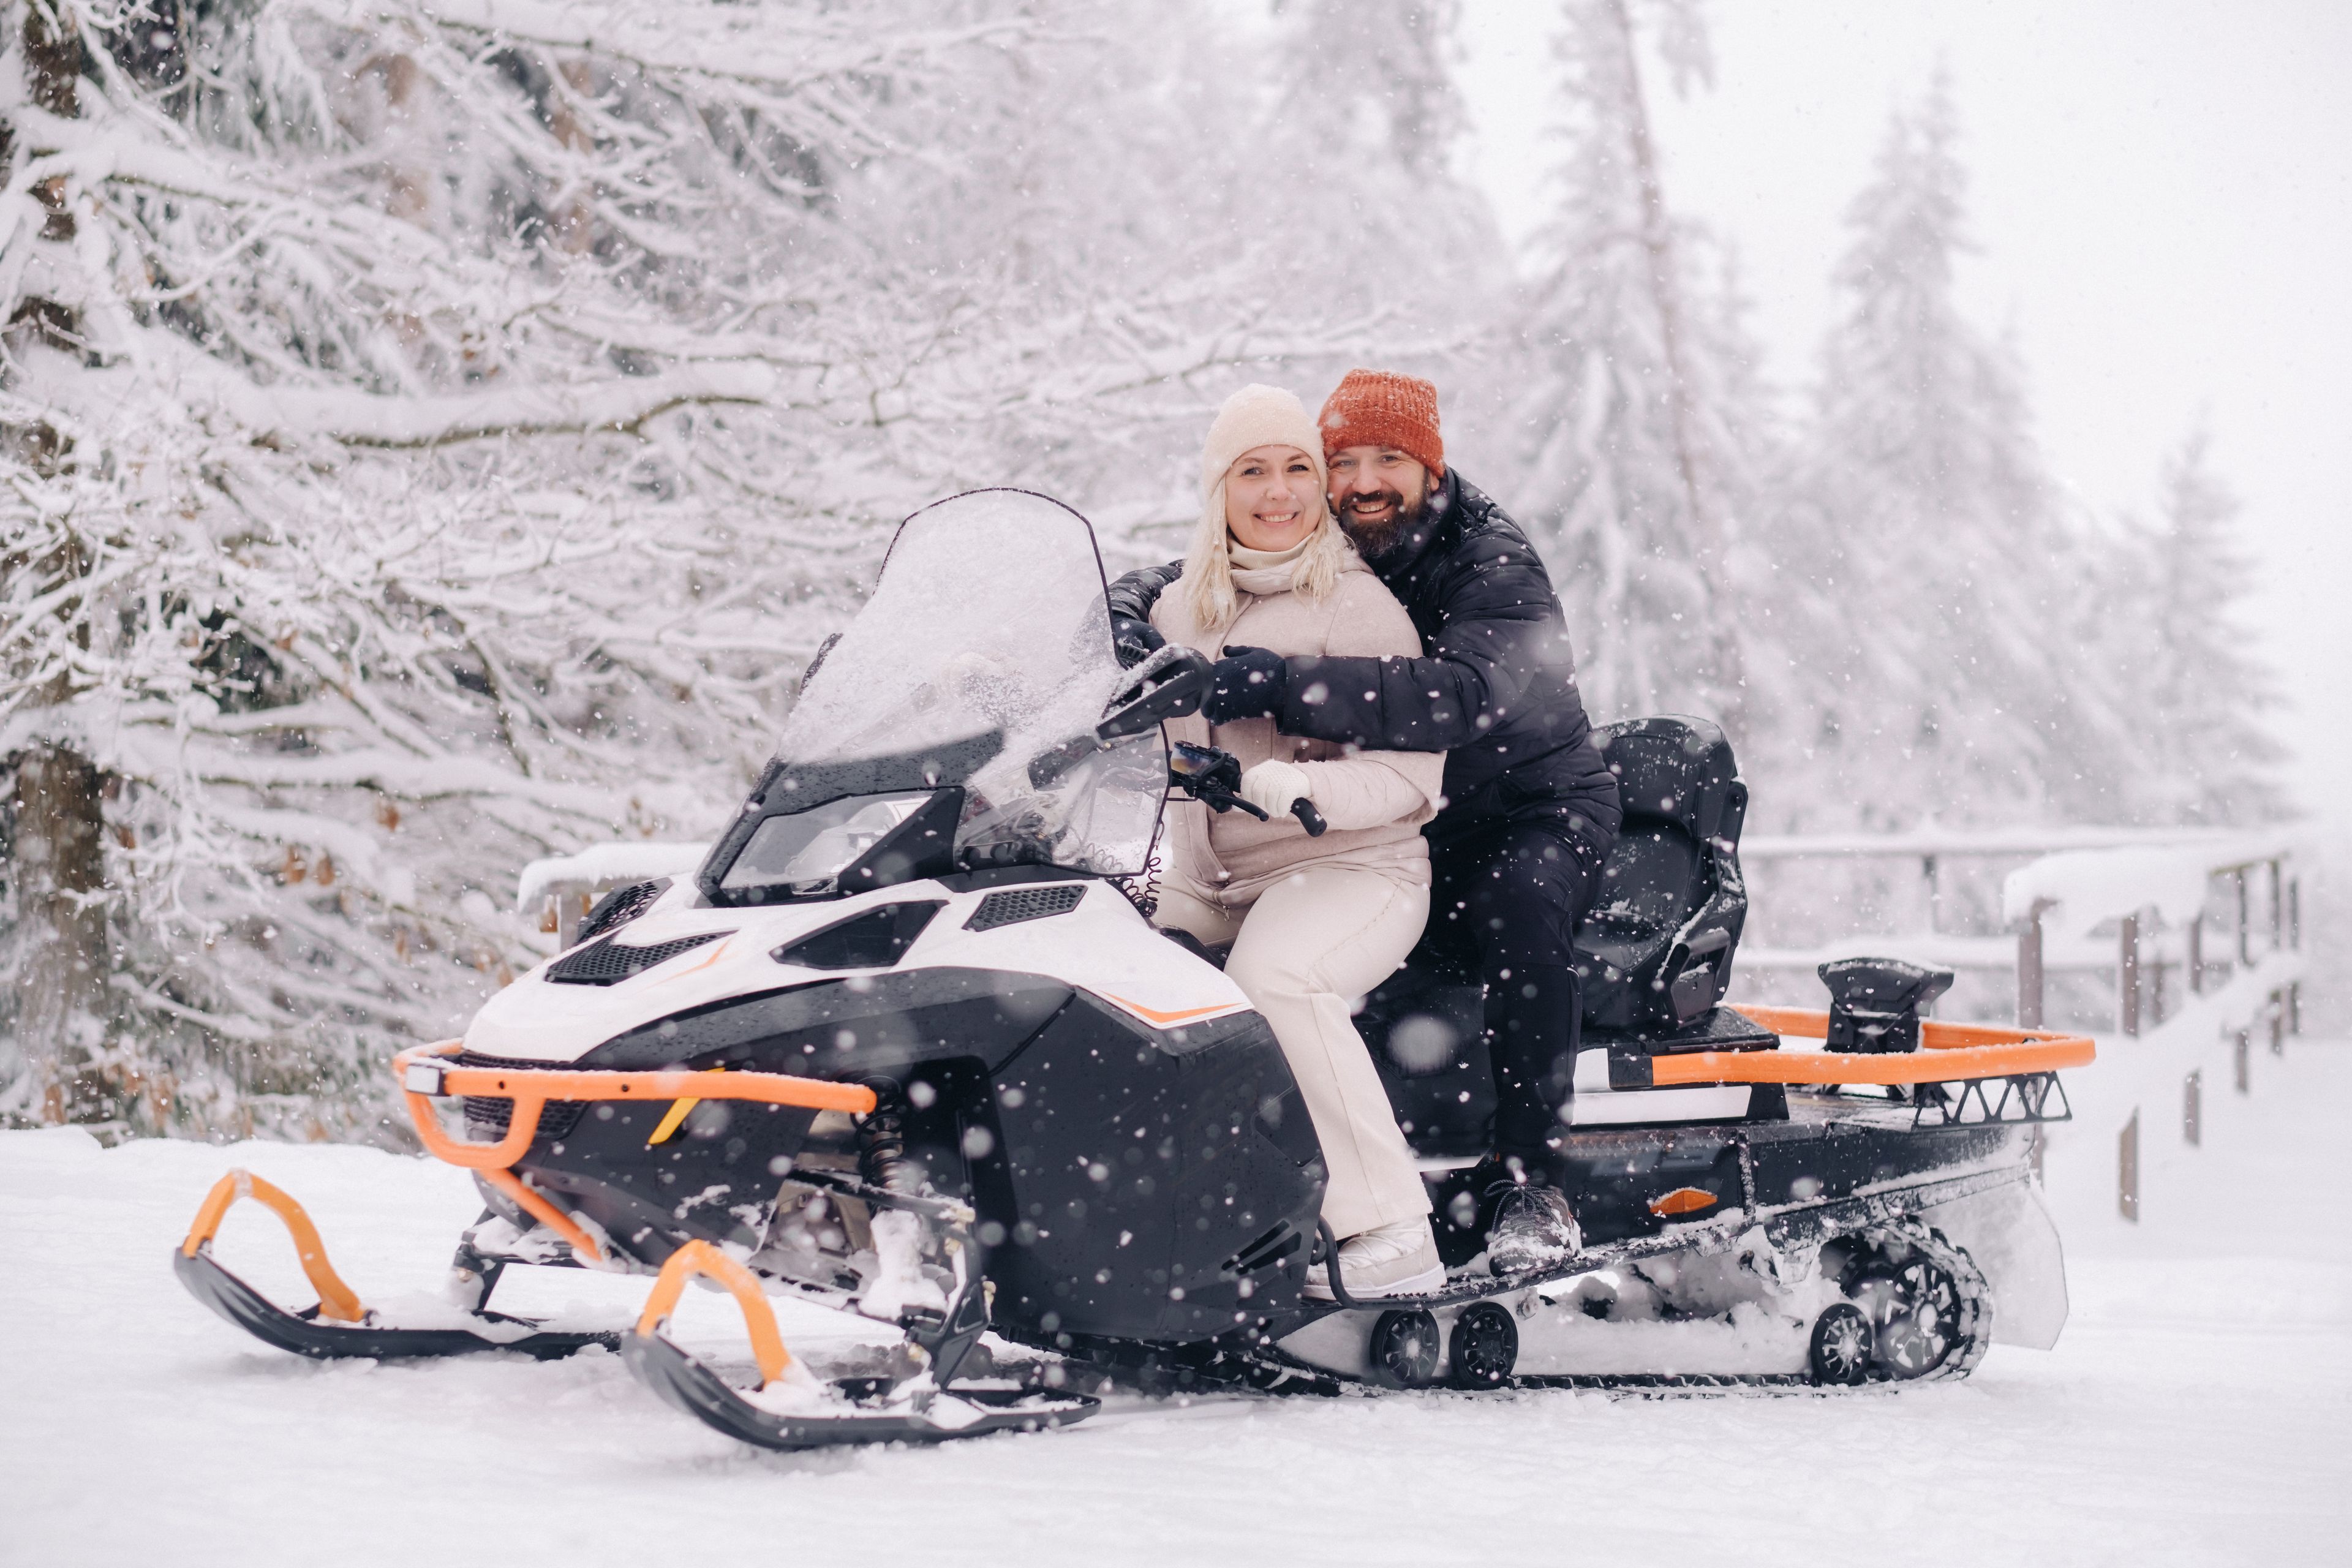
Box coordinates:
[11,743,113,1121]
[24,0,83,118]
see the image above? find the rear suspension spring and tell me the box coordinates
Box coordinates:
[856,1080,921,1194]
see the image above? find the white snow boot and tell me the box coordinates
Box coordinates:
[1305,1217,1446,1300]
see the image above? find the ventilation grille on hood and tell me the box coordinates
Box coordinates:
[965,884,1084,932]
[547,930,728,986]
[576,878,670,944]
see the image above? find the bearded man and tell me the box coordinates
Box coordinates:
[1107,369,1621,1270]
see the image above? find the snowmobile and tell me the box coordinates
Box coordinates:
[174,488,2093,1450]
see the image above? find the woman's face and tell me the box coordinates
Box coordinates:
[1223,445,1322,552]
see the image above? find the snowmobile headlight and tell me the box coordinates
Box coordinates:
[719,792,935,897]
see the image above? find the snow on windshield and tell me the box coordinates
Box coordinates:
[774,489,1161,876]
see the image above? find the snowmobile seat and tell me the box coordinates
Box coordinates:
[1355,716,1759,1155]
[1571,715,1750,1037]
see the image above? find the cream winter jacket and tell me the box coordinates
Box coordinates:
[1151,544,1443,907]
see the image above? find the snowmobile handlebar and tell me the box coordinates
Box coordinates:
[1167,742,1265,820]
[1168,743,1326,835]
[1027,644,1218,790]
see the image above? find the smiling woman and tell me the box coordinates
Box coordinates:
[1224,445,1325,552]
[1149,382,1450,1300]
[1179,385,1351,631]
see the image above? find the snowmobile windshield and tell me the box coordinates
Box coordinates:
[747,489,1163,884]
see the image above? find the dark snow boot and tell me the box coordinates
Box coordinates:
[1461,1152,1585,1275]
[1486,1183,1583,1275]
[1479,964,1585,1273]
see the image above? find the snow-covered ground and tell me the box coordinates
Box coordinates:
[6,1046,2348,1568]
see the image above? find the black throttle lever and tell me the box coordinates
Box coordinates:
[1167,742,1270,821]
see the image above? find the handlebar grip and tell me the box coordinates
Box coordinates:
[1291,799,1327,837]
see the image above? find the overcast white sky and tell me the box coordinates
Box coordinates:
[1457,0,2351,826]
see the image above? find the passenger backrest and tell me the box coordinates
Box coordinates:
[1572,716,1750,1035]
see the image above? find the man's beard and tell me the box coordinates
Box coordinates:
[1336,488,1425,564]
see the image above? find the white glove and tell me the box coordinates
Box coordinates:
[1238,759,1313,821]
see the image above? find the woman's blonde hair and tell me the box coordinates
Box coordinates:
[1179,385,1349,636]
[1182,461,1348,635]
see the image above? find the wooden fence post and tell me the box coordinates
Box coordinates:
[2183,1069,2201,1147]
[2119,911,2141,1038]
[2018,897,2052,1029]
[2119,1110,2140,1223]
[2186,914,2204,996]
[2236,867,2251,967]
[2235,1028,2251,1095]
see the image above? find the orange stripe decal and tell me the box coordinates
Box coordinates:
[1100,993,1240,1027]
[650,935,733,983]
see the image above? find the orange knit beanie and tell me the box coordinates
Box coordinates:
[1317,369,1445,479]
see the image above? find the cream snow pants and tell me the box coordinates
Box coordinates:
[1155,867,1432,1238]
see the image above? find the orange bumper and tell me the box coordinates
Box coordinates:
[391,1042,878,1264]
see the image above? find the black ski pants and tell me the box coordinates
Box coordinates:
[1417,816,1607,1163]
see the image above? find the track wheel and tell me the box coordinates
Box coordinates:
[1447,1303,1518,1390]
[1368,1310,1441,1389]
[1852,1248,1967,1381]
[1807,1303,1872,1386]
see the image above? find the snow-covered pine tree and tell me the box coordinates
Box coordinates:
[1253,0,1507,452]
[1510,0,1754,736]
[1774,70,2125,829]
[2104,429,2290,826]
[0,0,1026,1135]
[1278,0,1465,178]
[0,0,1479,1137]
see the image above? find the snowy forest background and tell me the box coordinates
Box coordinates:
[0,0,2298,1140]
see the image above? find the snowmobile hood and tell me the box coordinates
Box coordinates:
[463,875,1250,1064]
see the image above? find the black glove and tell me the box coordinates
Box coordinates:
[1112,616,1165,669]
[1204,645,1287,724]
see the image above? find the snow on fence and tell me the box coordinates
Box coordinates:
[517,843,711,945]
[2003,834,2305,1223]
[1743,827,2305,1223]
[1741,827,2301,1029]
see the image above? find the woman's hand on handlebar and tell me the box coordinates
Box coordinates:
[1238,761,1326,835]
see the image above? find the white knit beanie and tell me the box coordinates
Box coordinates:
[1182,385,1344,635]
[1199,384,1329,499]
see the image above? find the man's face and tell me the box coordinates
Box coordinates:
[1326,445,1433,560]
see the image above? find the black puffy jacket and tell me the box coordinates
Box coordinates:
[1106,470,1621,845]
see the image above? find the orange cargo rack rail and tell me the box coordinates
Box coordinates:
[1635,1007,2094,1089]
[390,1042,880,1264]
